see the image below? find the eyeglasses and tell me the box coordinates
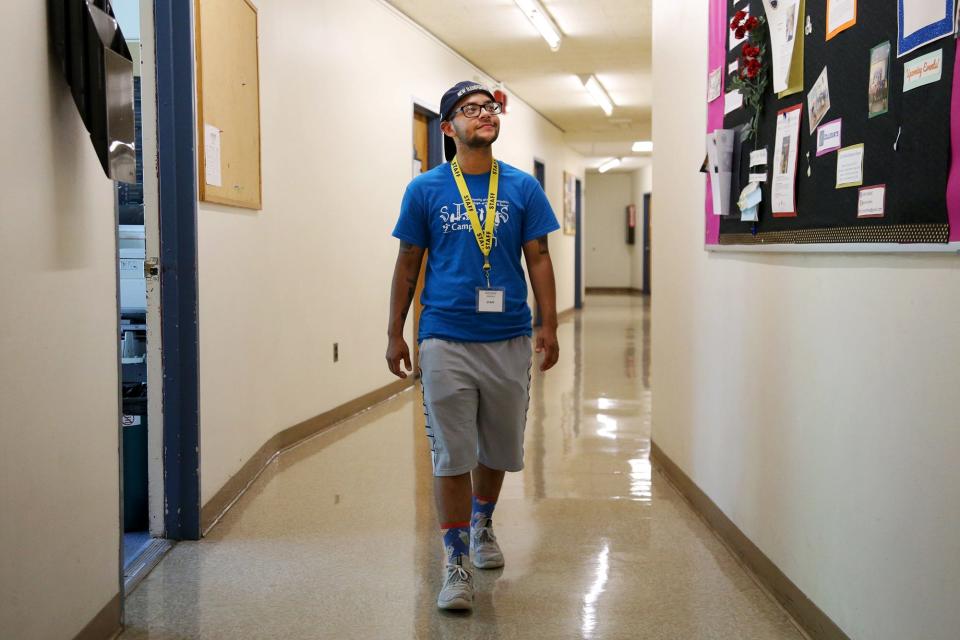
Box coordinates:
[451,101,503,119]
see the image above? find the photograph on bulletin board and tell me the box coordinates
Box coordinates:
[705,0,960,249]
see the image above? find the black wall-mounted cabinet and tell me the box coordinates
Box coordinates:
[49,0,137,183]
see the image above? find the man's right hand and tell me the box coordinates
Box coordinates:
[386,336,413,378]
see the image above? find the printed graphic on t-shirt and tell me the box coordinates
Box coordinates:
[439,198,510,246]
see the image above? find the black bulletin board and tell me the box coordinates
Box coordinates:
[719,0,955,245]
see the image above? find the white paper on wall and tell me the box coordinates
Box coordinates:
[204,124,223,187]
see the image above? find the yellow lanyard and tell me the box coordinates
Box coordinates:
[450,156,499,286]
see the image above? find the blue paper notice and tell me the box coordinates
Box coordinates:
[897,0,956,58]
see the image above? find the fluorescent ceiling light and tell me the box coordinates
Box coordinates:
[582,75,614,116]
[514,0,562,51]
[598,158,621,173]
[632,141,654,153]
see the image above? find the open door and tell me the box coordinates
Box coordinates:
[411,105,442,372]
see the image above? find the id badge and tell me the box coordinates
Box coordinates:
[476,288,505,313]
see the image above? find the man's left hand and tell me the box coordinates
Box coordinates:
[535,327,559,372]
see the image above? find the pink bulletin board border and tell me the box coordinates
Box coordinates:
[706,0,960,248]
[705,0,727,246]
[948,44,960,242]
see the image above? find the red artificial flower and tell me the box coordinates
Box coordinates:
[730,10,747,29]
[743,44,758,57]
[746,16,759,30]
[746,66,758,79]
[735,26,746,39]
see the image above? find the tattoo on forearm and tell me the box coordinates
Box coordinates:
[537,236,549,255]
[405,273,416,306]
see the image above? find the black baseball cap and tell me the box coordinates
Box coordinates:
[439,81,496,161]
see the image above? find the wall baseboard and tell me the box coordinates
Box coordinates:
[72,592,121,640]
[585,287,645,296]
[200,378,413,534]
[650,441,851,640]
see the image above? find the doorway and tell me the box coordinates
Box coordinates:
[642,192,651,295]
[575,178,583,308]
[411,103,442,371]
[113,0,167,590]
[114,0,202,599]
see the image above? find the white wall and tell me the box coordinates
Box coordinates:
[584,171,634,288]
[196,0,585,505]
[652,4,960,640]
[0,5,120,638]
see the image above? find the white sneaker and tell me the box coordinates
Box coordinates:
[471,521,504,569]
[437,558,474,610]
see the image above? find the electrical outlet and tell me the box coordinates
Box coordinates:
[333,342,339,362]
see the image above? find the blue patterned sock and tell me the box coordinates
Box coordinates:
[441,521,470,564]
[471,494,497,530]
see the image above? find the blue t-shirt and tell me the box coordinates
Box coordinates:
[392,160,560,343]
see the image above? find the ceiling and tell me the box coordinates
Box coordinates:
[384,0,652,171]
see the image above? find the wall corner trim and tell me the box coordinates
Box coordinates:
[200,378,414,534]
[72,593,121,640]
[650,441,852,640]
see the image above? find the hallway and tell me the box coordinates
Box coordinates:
[120,296,803,640]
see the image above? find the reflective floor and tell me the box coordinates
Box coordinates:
[121,295,804,640]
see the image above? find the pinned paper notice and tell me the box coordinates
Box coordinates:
[816,119,843,156]
[749,149,768,166]
[898,0,956,57]
[763,0,801,93]
[708,67,723,102]
[738,182,762,221]
[903,49,943,91]
[836,144,865,188]
[858,185,886,218]
[748,149,767,182]
[826,0,857,41]
[724,90,744,114]
[807,66,832,134]
[204,124,223,187]
[748,149,769,181]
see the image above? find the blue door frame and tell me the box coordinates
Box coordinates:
[155,0,201,540]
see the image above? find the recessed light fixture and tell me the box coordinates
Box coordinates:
[514,0,562,52]
[632,141,654,153]
[582,75,614,116]
[598,158,622,173]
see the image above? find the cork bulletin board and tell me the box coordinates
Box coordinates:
[195,0,262,209]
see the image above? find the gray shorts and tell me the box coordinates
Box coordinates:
[419,336,533,476]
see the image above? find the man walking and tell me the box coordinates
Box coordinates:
[386,81,560,611]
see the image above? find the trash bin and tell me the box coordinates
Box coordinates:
[122,390,148,532]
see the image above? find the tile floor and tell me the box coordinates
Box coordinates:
[121,295,805,640]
